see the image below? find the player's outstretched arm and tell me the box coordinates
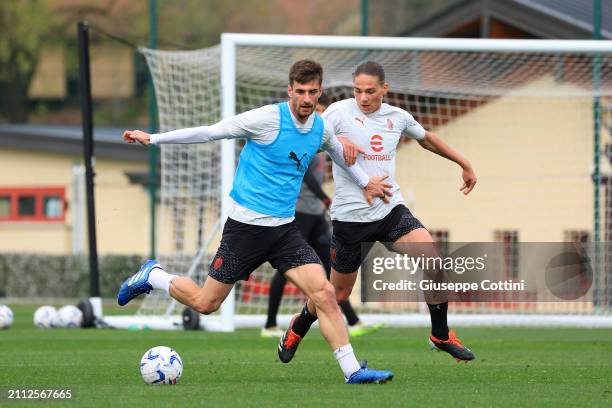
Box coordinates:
[123,105,279,146]
[123,122,231,146]
[418,130,477,195]
[123,129,152,145]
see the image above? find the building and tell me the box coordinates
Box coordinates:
[0,125,152,254]
[399,0,611,40]
[389,0,612,244]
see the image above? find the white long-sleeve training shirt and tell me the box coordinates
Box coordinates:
[323,98,426,222]
[151,102,370,226]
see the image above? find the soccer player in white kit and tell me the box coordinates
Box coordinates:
[279,61,477,364]
[117,60,394,384]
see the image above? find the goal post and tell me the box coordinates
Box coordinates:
[218,38,237,332]
[216,33,612,329]
[105,34,612,331]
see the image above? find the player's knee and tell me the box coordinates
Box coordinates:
[193,299,220,315]
[423,267,444,282]
[335,285,352,303]
[311,281,336,311]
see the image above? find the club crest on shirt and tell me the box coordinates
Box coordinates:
[354,116,365,126]
[387,119,394,130]
[213,256,223,270]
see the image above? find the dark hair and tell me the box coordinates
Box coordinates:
[317,92,331,108]
[353,61,386,84]
[289,59,323,85]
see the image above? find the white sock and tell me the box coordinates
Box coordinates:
[333,344,361,379]
[148,267,177,293]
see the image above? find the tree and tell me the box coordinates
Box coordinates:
[0,0,56,122]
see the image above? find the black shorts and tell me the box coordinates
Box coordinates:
[331,205,425,274]
[208,218,321,284]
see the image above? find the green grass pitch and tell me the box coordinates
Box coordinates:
[1,304,610,407]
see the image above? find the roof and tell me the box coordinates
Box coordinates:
[0,124,149,162]
[523,0,612,36]
[399,0,612,39]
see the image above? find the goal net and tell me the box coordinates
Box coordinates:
[131,34,612,330]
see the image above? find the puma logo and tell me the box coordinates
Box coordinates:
[355,116,365,126]
[288,151,307,170]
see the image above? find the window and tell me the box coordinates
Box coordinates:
[430,229,449,257]
[0,196,10,217]
[18,196,36,216]
[0,187,65,222]
[495,230,519,279]
[564,230,589,243]
[44,196,63,218]
[563,230,591,293]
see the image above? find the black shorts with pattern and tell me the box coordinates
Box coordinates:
[208,217,321,284]
[331,204,425,274]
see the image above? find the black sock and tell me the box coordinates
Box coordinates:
[340,300,360,326]
[292,303,318,337]
[265,271,286,328]
[427,302,449,340]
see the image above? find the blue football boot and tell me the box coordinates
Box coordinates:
[117,259,161,306]
[345,361,394,384]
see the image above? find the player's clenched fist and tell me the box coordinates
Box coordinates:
[123,130,151,145]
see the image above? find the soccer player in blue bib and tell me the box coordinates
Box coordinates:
[117,60,394,384]
[262,94,383,339]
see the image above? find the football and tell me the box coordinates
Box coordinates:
[0,305,14,329]
[33,305,58,328]
[57,305,83,328]
[139,346,183,385]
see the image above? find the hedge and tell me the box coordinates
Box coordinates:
[0,254,144,298]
